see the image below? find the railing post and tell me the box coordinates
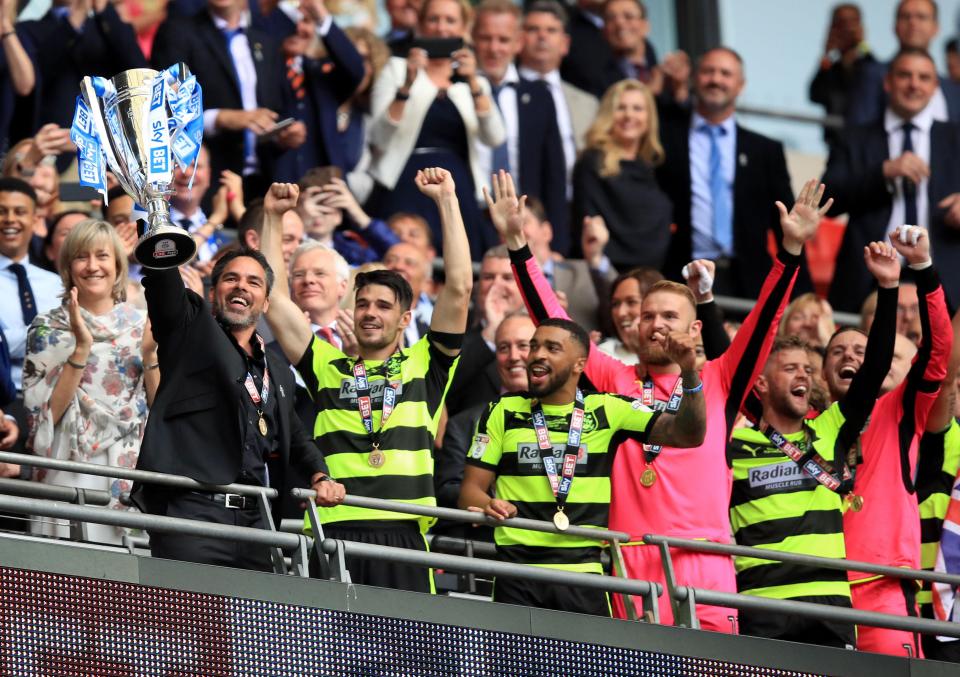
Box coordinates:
[290,535,311,578]
[673,586,700,630]
[255,490,286,575]
[69,489,88,542]
[325,538,351,584]
[305,498,331,580]
[464,539,476,594]
[654,539,699,629]
[609,540,640,622]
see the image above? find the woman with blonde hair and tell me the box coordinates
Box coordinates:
[23,220,158,545]
[572,79,673,271]
[779,292,835,349]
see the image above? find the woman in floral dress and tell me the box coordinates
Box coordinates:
[23,219,158,545]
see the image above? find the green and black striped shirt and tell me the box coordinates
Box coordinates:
[298,333,458,531]
[466,392,658,573]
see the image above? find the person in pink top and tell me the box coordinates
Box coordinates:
[485,170,830,631]
[823,225,952,657]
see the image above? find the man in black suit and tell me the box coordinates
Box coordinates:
[656,46,800,298]
[274,0,366,182]
[150,0,305,196]
[472,0,569,254]
[558,0,620,99]
[845,0,960,127]
[824,47,960,313]
[136,248,344,570]
[18,0,145,168]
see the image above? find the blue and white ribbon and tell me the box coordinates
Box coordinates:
[143,71,172,187]
[70,96,108,201]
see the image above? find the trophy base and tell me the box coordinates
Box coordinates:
[135,227,198,269]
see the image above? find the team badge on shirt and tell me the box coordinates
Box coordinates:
[470,434,490,459]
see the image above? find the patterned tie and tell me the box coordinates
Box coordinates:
[706,125,732,255]
[490,83,511,176]
[286,57,306,101]
[8,262,37,325]
[901,121,918,226]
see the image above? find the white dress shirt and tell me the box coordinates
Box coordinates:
[476,64,521,194]
[0,254,64,389]
[202,11,259,172]
[885,104,933,233]
[519,66,576,198]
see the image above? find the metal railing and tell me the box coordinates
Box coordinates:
[714,294,861,327]
[6,451,960,645]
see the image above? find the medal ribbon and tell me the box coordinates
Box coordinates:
[641,376,684,462]
[242,336,270,411]
[531,389,585,512]
[760,422,851,492]
[353,355,399,448]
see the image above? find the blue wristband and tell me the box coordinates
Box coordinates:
[682,381,704,395]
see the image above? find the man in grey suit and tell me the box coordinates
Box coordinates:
[519,196,616,333]
[518,0,599,198]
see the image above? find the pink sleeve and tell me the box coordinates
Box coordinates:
[509,244,628,392]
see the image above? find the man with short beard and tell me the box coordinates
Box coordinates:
[727,240,900,648]
[262,168,473,593]
[459,317,705,615]
[135,248,345,570]
[823,225,953,656]
[489,170,825,630]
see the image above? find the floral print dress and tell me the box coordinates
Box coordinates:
[23,301,148,545]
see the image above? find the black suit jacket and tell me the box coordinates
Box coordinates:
[19,7,145,142]
[513,78,570,254]
[135,268,327,515]
[655,104,802,297]
[443,329,498,419]
[150,12,288,181]
[559,7,622,99]
[823,120,960,312]
[274,22,365,182]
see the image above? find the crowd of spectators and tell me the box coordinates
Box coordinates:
[2,0,960,663]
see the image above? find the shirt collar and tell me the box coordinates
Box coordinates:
[210,10,250,32]
[519,66,561,88]
[581,8,603,29]
[691,111,736,135]
[0,252,29,268]
[884,103,935,134]
[501,63,520,85]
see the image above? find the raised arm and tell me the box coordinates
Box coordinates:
[835,241,899,438]
[714,180,829,420]
[416,168,471,353]
[644,330,707,448]
[926,307,960,432]
[261,183,314,364]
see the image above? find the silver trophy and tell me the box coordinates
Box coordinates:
[77,66,199,269]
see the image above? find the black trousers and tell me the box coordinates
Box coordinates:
[739,596,855,649]
[493,575,611,617]
[311,521,433,593]
[146,491,273,572]
[921,602,960,662]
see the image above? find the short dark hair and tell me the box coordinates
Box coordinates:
[825,325,867,351]
[540,317,590,357]
[524,195,547,223]
[699,45,744,68]
[354,269,414,311]
[525,0,568,28]
[947,38,959,55]
[0,177,37,205]
[106,186,129,203]
[298,166,343,192]
[238,198,265,245]
[890,46,936,70]
[210,247,275,296]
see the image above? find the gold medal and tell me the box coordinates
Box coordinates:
[257,415,268,437]
[850,494,864,512]
[368,447,385,468]
[640,467,657,488]
[553,509,569,531]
